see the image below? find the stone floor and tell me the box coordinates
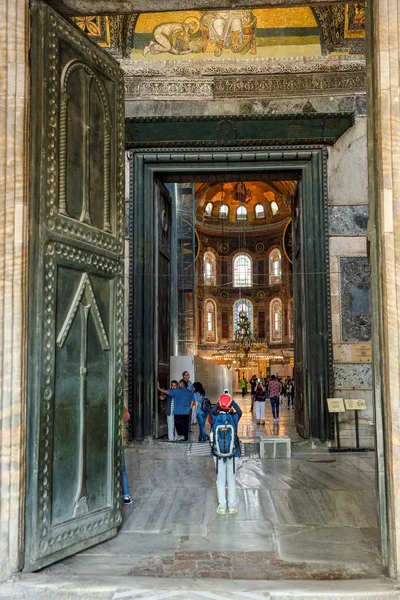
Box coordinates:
[36,394,383,582]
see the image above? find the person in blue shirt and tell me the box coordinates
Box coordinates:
[158,379,194,441]
[192,381,211,442]
[209,394,242,515]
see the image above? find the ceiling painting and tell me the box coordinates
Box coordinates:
[195,181,295,229]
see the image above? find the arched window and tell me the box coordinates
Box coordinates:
[269,248,282,285]
[204,202,213,217]
[288,299,294,342]
[219,204,229,219]
[233,253,252,287]
[204,299,217,341]
[203,251,216,286]
[233,299,253,334]
[236,205,248,221]
[255,204,265,219]
[270,201,279,216]
[270,298,282,343]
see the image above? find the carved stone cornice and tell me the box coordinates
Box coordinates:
[122,56,366,101]
[121,55,365,78]
[125,71,366,101]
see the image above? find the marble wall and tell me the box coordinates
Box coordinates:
[0,0,29,581]
[327,116,373,444]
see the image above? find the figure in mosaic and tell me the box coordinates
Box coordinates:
[201,10,252,56]
[143,17,200,56]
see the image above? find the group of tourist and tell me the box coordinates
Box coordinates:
[157,374,242,514]
[123,371,295,512]
[249,374,295,424]
[157,371,212,443]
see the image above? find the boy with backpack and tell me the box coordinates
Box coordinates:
[209,393,242,515]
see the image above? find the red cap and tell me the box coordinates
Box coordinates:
[219,394,232,410]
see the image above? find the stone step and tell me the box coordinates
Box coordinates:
[1,575,398,600]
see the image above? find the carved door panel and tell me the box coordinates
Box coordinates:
[155,180,172,438]
[25,3,125,570]
[293,186,308,438]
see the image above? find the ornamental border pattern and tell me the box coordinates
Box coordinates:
[38,241,123,559]
[120,55,365,77]
[124,71,366,101]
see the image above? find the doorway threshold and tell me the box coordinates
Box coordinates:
[1,574,398,600]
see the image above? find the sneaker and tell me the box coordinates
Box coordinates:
[276,418,280,423]
[216,505,227,515]
[229,507,238,515]
[123,495,133,505]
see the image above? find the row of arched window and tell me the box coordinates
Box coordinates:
[204,297,293,343]
[204,250,282,287]
[204,201,279,220]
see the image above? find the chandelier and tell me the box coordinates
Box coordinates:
[212,310,269,368]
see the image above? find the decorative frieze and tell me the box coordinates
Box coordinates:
[125,78,214,100]
[328,205,368,236]
[121,55,365,77]
[333,363,372,389]
[125,71,366,101]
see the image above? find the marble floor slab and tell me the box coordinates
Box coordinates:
[39,394,382,581]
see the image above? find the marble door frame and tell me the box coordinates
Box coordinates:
[128,147,333,443]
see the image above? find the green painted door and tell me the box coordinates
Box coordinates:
[25,3,125,570]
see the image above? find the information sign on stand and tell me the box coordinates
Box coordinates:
[327,398,345,413]
[345,399,367,411]
[327,398,345,449]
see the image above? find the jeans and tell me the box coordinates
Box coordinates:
[255,400,265,421]
[197,413,207,441]
[287,393,293,407]
[167,413,178,441]
[214,457,236,509]
[270,396,280,419]
[122,448,130,497]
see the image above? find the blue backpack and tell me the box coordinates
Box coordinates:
[210,411,239,464]
[200,395,211,414]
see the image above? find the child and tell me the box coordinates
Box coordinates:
[209,394,242,515]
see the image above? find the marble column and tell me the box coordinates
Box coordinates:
[0,0,29,580]
[368,0,400,580]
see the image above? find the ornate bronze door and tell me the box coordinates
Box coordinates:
[155,181,172,438]
[293,186,308,438]
[25,3,125,570]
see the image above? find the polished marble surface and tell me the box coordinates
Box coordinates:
[42,393,382,579]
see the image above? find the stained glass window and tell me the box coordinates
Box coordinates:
[270,298,282,342]
[233,253,252,287]
[219,204,229,219]
[255,204,265,219]
[236,205,248,221]
[269,248,282,285]
[233,299,253,334]
[204,251,216,286]
[204,202,213,217]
